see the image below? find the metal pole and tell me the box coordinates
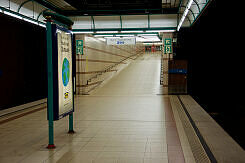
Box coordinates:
[46,18,55,149]
[68,25,75,134]
[68,113,75,133]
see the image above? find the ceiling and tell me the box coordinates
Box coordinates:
[0,0,212,32]
[42,0,181,16]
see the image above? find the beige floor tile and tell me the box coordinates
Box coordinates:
[0,53,191,163]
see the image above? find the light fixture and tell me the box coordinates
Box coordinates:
[94,35,114,37]
[115,34,135,37]
[143,42,162,45]
[4,11,22,20]
[96,31,118,33]
[23,18,38,25]
[136,36,160,42]
[39,23,46,28]
[146,30,176,33]
[72,31,94,34]
[104,37,120,39]
[177,0,193,31]
[137,34,158,36]
[123,30,144,33]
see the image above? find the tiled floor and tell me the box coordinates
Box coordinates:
[0,53,186,163]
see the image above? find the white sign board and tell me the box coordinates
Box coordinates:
[106,37,136,45]
[57,29,73,117]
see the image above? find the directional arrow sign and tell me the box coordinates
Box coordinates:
[76,40,83,55]
[164,38,172,54]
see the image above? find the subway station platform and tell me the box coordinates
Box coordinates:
[0,53,244,163]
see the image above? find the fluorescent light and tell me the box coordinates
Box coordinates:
[123,30,144,33]
[96,31,118,33]
[138,34,158,36]
[72,31,94,34]
[4,11,22,20]
[104,37,120,39]
[94,35,114,37]
[23,18,38,25]
[143,42,162,45]
[177,0,193,31]
[39,23,46,28]
[136,36,160,42]
[146,30,176,33]
[115,34,135,37]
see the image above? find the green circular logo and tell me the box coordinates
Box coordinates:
[62,58,70,86]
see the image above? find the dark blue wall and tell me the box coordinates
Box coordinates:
[176,0,245,149]
[0,13,47,110]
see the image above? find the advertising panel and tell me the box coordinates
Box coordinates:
[57,29,73,117]
[49,24,74,120]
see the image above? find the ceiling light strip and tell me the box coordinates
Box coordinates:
[177,0,193,31]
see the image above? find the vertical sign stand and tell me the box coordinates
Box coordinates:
[68,112,74,134]
[46,17,55,149]
[44,12,75,149]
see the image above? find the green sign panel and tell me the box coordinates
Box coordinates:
[76,40,83,55]
[164,38,172,45]
[164,38,172,54]
[164,45,172,54]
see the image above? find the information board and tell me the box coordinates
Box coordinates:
[106,37,136,45]
[50,24,74,120]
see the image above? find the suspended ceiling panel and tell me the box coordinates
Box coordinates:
[46,0,76,10]
[72,16,92,29]
[162,0,181,8]
[94,16,121,29]
[150,14,177,27]
[71,14,177,30]
[0,0,46,22]
[122,15,148,28]
[63,0,161,10]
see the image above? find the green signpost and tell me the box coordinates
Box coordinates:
[44,12,75,149]
[76,40,83,55]
[164,38,172,54]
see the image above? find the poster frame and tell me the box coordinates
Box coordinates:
[48,24,75,121]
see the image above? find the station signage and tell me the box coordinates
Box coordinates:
[76,40,83,55]
[106,37,136,45]
[50,25,74,120]
[164,38,172,54]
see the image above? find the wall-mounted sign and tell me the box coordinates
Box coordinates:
[164,38,172,54]
[49,24,74,120]
[76,40,83,55]
[106,37,136,45]
[165,38,172,45]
